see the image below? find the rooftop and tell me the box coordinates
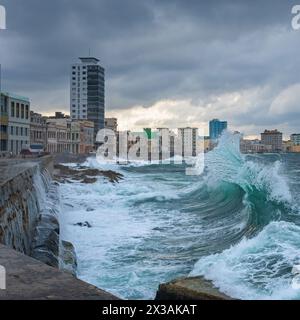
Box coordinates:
[79,57,100,64]
[1,92,30,103]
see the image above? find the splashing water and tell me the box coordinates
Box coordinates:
[59,132,300,300]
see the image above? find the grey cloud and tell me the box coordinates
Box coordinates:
[0,0,299,134]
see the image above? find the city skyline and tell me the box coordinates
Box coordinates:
[0,0,300,136]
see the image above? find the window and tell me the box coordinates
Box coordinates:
[25,105,29,119]
[16,103,20,117]
[16,127,19,136]
[10,126,13,135]
[20,127,23,136]
[11,102,15,117]
[21,104,25,119]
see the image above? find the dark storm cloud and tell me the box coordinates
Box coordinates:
[0,0,299,134]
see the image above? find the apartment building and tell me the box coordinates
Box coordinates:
[43,113,94,155]
[30,111,47,149]
[178,127,198,157]
[261,129,283,152]
[291,134,300,146]
[0,92,30,155]
[70,57,105,139]
[209,119,228,140]
[78,120,94,154]
[0,93,8,152]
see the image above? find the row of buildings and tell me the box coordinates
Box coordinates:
[241,130,300,154]
[0,56,108,156]
[0,90,119,155]
[209,119,300,154]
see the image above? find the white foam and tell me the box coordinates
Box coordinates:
[190,221,300,300]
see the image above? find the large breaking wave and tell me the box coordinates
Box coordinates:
[190,132,300,300]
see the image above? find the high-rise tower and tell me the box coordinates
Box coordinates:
[70,57,105,139]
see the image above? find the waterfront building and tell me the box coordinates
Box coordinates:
[209,119,227,140]
[178,127,198,157]
[1,92,30,155]
[261,129,283,152]
[45,112,94,155]
[105,118,118,132]
[30,111,47,150]
[291,134,300,146]
[240,139,272,153]
[70,57,105,139]
[78,120,94,154]
[45,120,58,153]
[203,136,212,153]
[46,118,70,154]
[70,121,80,154]
[0,93,8,152]
[157,128,175,160]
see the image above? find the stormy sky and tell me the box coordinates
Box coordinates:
[0,0,300,136]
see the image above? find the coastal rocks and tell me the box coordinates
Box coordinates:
[53,164,123,184]
[31,214,60,267]
[74,221,92,228]
[155,277,234,300]
[60,240,78,276]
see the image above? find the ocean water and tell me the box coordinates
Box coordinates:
[59,133,300,300]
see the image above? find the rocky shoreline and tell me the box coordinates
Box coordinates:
[53,164,124,184]
[156,277,234,300]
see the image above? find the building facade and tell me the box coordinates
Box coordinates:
[30,111,47,149]
[261,129,283,152]
[78,120,94,154]
[105,118,118,132]
[44,114,94,155]
[70,57,105,139]
[240,139,272,153]
[178,127,198,157]
[291,134,300,146]
[1,92,30,155]
[209,119,228,140]
[0,93,8,152]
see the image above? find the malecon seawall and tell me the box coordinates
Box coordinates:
[0,156,119,300]
[0,156,54,255]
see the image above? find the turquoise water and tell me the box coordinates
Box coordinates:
[59,134,300,300]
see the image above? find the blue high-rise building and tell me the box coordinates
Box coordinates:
[209,119,228,140]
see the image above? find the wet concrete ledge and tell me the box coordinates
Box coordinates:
[0,244,119,300]
[155,277,234,300]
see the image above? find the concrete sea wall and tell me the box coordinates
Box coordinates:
[0,156,119,300]
[0,156,59,265]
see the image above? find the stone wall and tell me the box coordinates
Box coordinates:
[0,156,54,256]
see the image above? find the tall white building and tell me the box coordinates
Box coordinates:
[70,57,105,140]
